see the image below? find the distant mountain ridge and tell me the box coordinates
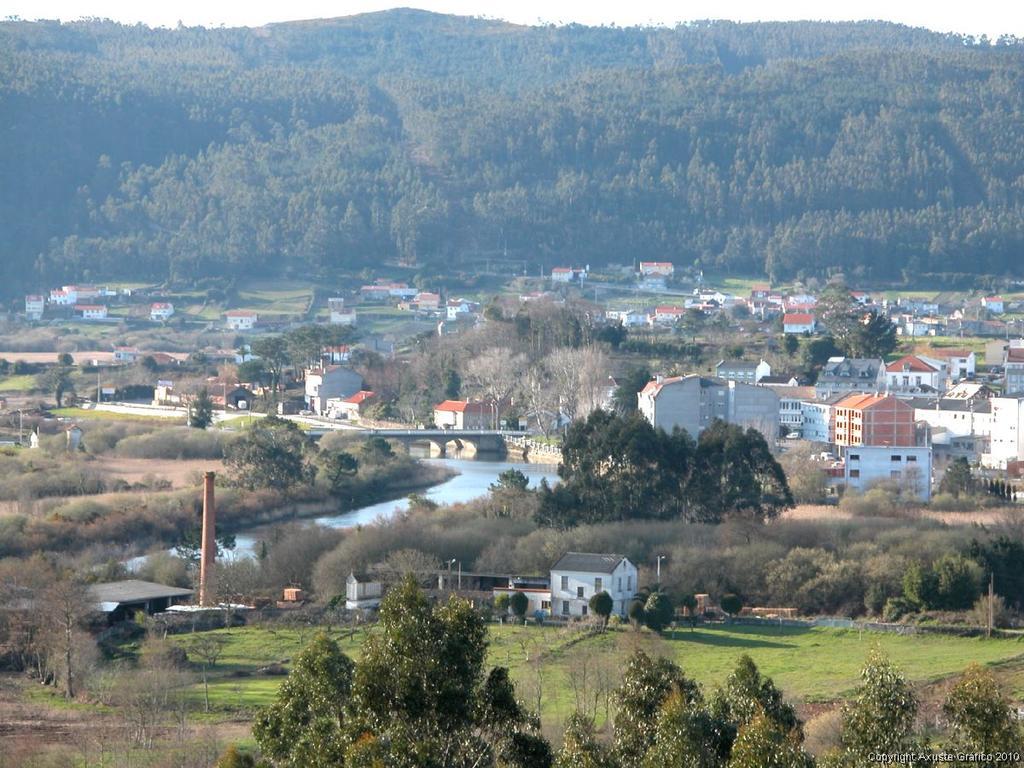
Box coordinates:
[1,11,1022,293]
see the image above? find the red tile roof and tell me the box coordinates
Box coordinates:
[784,313,814,324]
[885,355,938,373]
[344,390,376,404]
[434,399,489,413]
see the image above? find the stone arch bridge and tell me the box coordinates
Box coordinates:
[355,428,528,457]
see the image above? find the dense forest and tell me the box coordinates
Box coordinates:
[3,10,1024,294]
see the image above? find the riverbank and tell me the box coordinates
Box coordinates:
[0,458,454,559]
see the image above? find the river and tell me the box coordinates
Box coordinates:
[228,456,559,556]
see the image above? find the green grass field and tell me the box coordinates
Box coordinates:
[0,374,37,392]
[51,407,185,423]
[163,622,1024,726]
[235,282,313,318]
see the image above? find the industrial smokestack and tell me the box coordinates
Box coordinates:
[199,471,216,607]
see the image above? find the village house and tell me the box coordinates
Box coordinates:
[783,312,815,334]
[651,305,686,325]
[412,291,441,312]
[814,357,886,399]
[224,310,258,331]
[919,348,975,381]
[304,366,364,415]
[550,552,638,618]
[328,298,357,325]
[24,295,44,320]
[550,267,586,283]
[605,309,648,327]
[50,285,101,306]
[639,261,674,278]
[433,399,492,430]
[982,296,1005,314]
[446,298,478,320]
[715,359,771,385]
[74,304,108,321]
[326,390,377,421]
[492,576,552,618]
[884,355,945,393]
[1004,348,1024,395]
[112,346,139,364]
[150,302,174,321]
[638,375,779,443]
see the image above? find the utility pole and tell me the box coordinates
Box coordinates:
[988,573,994,638]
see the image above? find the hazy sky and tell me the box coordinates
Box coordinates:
[3,0,1023,39]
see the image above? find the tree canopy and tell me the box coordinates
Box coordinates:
[539,411,792,528]
[3,14,1024,294]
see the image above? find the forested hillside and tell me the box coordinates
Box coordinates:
[2,10,1024,294]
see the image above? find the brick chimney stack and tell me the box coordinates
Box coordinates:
[199,471,216,606]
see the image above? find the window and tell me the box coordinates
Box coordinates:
[561,601,570,616]
[906,455,917,462]
[849,469,860,478]
[849,453,860,461]
[594,577,603,592]
[577,586,585,599]
[891,455,901,462]
[581,605,588,616]
[627,575,633,591]
[891,470,902,480]
[541,600,551,611]
[617,577,622,591]
[560,576,568,591]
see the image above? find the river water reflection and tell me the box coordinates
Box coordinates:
[230,456,559,556]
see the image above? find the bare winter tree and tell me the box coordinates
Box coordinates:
[39,574,93,699]
[521,361,559,437]
[545,345,610,424]
[463,347,527,428]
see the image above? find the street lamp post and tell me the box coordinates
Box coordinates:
[656,555,666,583]
[447,558,456,591]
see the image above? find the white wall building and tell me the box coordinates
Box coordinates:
[884,355,945,392]
[715,359,771,384]
[549,552,638,618]
[783,313,815,334]
[639,262,674,277]
[843,445,933,501]
[224,310,258,330]
[639,375,779,443]
[150,302,174,321]
[984,397,1024,469]
[75,304,108,320]
[24,295,44,320]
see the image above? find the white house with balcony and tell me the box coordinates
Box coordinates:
[224,310,258,331]
[24,295,44,320]
[550,552,638,619]
[150,302,174,322]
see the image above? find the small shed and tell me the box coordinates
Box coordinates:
[89,579,194,623]
[346,572,383,610]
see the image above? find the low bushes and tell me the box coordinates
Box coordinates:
[114,428,231,460]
